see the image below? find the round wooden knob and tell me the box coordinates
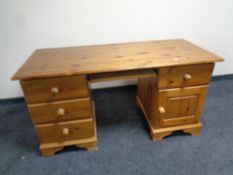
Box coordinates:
[183,74,192,81]
[62,128,69,136]
[51,87,59,94]
[57,108,65,116]
[158,107,166,114]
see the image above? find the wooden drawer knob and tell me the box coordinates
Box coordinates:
[183,74,192,80]
[158,107,166,114]
[62,128,70,136]
[57,108,65,116]
[51,87,59,94]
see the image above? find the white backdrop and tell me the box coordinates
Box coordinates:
[0,0,232,99]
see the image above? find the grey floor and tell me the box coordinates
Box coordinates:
[0,76,233,175]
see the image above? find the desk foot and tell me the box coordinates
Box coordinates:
[76,141,98,151]
[183,126,202,136]
[40,147,64,157]
[151,132,173,141]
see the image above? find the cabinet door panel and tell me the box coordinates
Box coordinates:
[158,86,208,127]
[166,95,198,119]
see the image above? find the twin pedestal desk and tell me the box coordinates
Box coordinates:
[12,39,223,156]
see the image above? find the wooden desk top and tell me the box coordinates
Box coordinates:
[12,39,223,80]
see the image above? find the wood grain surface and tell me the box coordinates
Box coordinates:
[158,63,214,88]
[35,118,94,144]
[157,85,209,127]
[12,39,223,80]
[20,75,89,103]
[28,98,93,124]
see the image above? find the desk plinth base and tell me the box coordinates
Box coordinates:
[40,135,97,157]
[149,123,202,141]
[136,96,202,141]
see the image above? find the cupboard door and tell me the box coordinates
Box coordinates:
[157,86,208,127]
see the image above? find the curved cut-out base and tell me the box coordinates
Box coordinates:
[151,131,173,141]
[151,123,203,141]
[183,126,202,136]
[76,141,98,151]
[40,147,64,157]
[40,140,97,157]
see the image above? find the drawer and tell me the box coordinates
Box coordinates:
[158,63,214,88]
[35,119,94,144]
[28,98,93,124]
[157,86,208,127]
[21,75,89,103]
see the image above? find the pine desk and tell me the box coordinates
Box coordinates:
[12,39,224,156]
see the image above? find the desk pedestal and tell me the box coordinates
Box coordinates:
[137,63,213,140]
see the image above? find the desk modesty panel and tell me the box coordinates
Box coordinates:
[12,39,224,156]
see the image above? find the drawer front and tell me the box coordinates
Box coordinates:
[157,86,208,127]
[21,75,89,103]
[35,119,94,143]
[158,63,214,88]
[28,98,92,124]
